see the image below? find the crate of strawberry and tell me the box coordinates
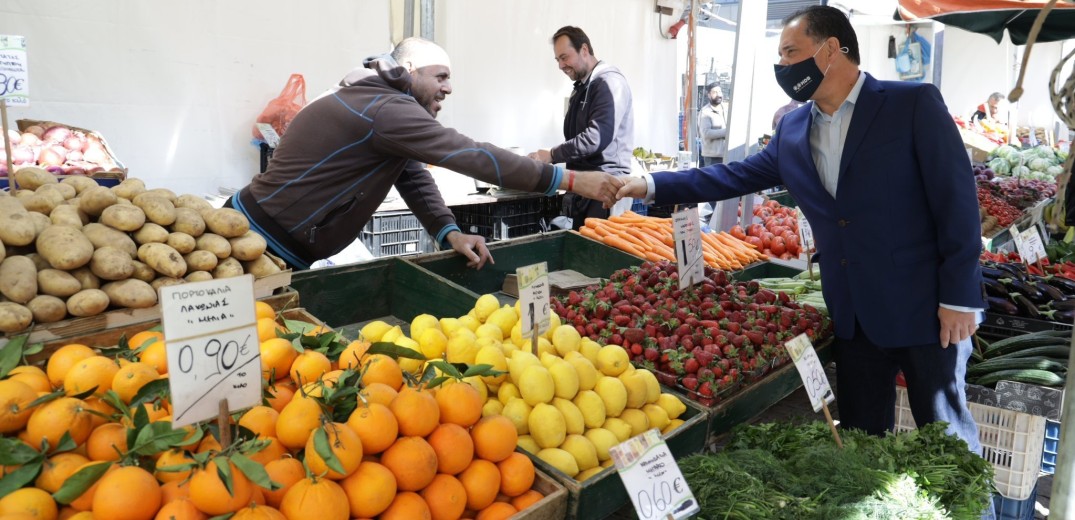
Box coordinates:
[551,260,832,410]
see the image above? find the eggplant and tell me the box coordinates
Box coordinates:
[987,295,1020,315]
[1011,293,1042,319]
[1000,278,1046,302]
[980,265,1011,280]
[1029,280,1066,302]
[1042,298,1075,311]
[1040,309,1075,324]
[1041,275,1075,295]
[982,278,1009,297]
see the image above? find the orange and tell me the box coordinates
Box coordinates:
[63,355,119,397]
[257,317,283,342]
[389,386,439,437]
[337,340,370,370]
[381,436,438,492]
[196,432,223,455]
[85,422,128,461]
[111,362,159,404]
[380,491,431,520]
[0,487,59,519]
[232,503,286,519]
[279,477,349,520]
[0,379,37,434]
[259,337,298,382]
[420,474,467,520]
[238,405,279,439]
[155,448,195,483]
[68,462,113,511]
[153,497,206,520]
[358,382,397,407]
[8,365,52,393]
[46,343,96,388]
[459,459,501,510]
[360,354,403,390]
[265,382,295,413]
[25,397,94,449]
[345,403,397,454]
[159,478,192,505]
[189,459,254,515]
[261,457,304,508]
[80,396,118,429]
[255,301,276,321]
[471,416,518,462]
[246,436,287,467]
[137,401,170,423]
[288,350,330,387]
[34,452,90,494]
[427,423,474,475]
[127,330,164,352]
[275,395,322,450]
[510,489,544,511]
[477,502,518,520]
[92,465,161,520]
[340,461,396,518]
[304,423,363,480]
[436,382,483,427]
[139,341,169,375]
[497,452,535,497]
[64,509,94,520]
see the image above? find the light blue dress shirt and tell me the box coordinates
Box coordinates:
[810,72,865,197]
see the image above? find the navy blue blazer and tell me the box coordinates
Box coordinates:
[652,73,985,347]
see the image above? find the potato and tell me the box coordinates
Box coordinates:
[79,186,118,217]
[132,223,169,245]
[27,295,67,323]
[24,253,49,272]
[203,208,250,238]
[82,223,137,258]
[90,246,135,281]
[166,232,196,254]
[135,197,176,227]
[102,279,157,309]
[134,189,177,204]
[183,250,218,272]
[50,183,76,200]
[12,190,32,199]
[130,261,156,283]
[13,166,58,190]
[0,211,39,247]
[111,178,146,201]
[227,231,267,261]
[212,257,244,279]
[0,302,33,332]
[28,213,51,237]
[150,277,185,291]
[175,194,214,213]
[61,176,98,194]
[22,185,64,215]
[49,204,88,228]
[0,256,38,303]
[185,271,213,283]
[70,266,100,290]
[36,225,94,270]
[67,289,109,317]
[138,243,187,278]
[38,269,82,298]
[172,208,206,237]
[195,233,231,260]
[99,204,146,232]
[0,196,26,217]
[243,254,283,278]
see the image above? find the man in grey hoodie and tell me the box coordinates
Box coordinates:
[230,38,624,270]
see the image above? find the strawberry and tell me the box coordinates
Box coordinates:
[698,381,714,397]
[683,358,700,374]
[695,350,715,368]
[681,376,699,391]
[644,347,660,361]
[630,343,643,357]
[623,328,645,344]
[567,291,582,306]
[613,315,631,327]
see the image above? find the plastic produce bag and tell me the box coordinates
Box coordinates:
[252,74,306,142]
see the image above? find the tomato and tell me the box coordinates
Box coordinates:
[730,225,746,240]
[770,236,786,256]
[747,224,764,237]
[745,236,763,248]
[761,233,773,250]
[770,225,786,236]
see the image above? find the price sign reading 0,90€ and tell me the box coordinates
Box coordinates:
[160,275,261,427]
[784,333,834,413]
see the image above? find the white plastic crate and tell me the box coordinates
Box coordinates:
[894,386,1045,500]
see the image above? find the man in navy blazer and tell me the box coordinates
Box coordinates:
[618,6,985,452]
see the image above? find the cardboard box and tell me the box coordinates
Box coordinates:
[15,118,127,180]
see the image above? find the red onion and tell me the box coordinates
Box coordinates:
[85,165,104,175]
[46,165,64,175]
[66,150,83,162]
[62,164,86,176]
[38,146,65,167]
[42,126,71,144]
[83,145,108,165]
[63,135,84,151]
[82,135,101,153]
[11,146,34,165]
[23,125,44,138]
[19,133,40,147]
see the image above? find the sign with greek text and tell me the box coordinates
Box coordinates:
[0,36,28,106]
[784,333,834,412]
[160,275,261,427]
[797,211,815,254]
[1011,225,1046,264]
[518,262,550,338]
[610,429,699,520]
[672,207,704,289]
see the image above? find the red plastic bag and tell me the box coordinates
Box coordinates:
[253,74,306,141]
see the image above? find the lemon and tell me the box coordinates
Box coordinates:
[539,352,559,369]
[446,332,479,364]
[474,323,504,342]
[642,403,670,431]
[543,313,562,341]
[551,398,585,435]
[440,317,464,337]
[517,435,541,454]
[537,448,579,477]
[596,345,630,377]
[418,328,448,360]
[618,409,650,436]
[513,299,521,317]
[580,339,602,365]
[536,337,556,358]
[474,345,508,385]
[603,418,633,442]
[410,314,440,342]
[392,336,423,373]
[601,458,615,468]
[486,306,518,337]
[499,340,518,357]
[619,371,649,409]
[567,355,598,391]
[507,350,541,383]
[637,369,661,404]
[664,418,685,434]
[498,382,521,404]
[502,398,533,435]
[551,325,582,357]
[656,393,687,420]
[482,399,504,417]
[572,390,607,429]
[594,376,628,417]
[463,375,489,401]
[458,314,482,332]
[584,428,619,461]
[529,403,567,449]
[475,335,503,353]
[519,365,555,406]
[560,434,599,471]
[380,325,404,344]
[510,322,526,347]
[548,360,580,400]
[359,320,393,342]
[577,466,605,481]
[474,293,500,322]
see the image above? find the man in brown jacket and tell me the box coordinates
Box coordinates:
[231,38,623,270]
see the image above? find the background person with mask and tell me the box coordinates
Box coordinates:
[614,6,987,463]
[697,83,727,167]
[529,26,634,230]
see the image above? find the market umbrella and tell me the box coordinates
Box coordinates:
[896,0,1075,44]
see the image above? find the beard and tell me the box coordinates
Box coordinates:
[710,98,722,106]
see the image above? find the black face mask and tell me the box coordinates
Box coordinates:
[774,45,826,102]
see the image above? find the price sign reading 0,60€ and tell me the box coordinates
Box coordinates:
[160,275,261,427]
[610,429,699,520]
[784,333,834,413]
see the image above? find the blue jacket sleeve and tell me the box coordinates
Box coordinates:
[650,133,783,205]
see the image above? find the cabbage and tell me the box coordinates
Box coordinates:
[1059,149,1069,162]
[1033,145,1056,160]
[993,145,1018,159]
[1008,153,1024,167]
[1028,157,1051,171]
[1047,165,1065,176]
[1013,165,1031,177]
[990,159,1011,175]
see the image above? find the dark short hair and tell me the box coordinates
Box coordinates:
[705,82,720,92]
[988,92,1006,102]
[552,26,594,56]
[782,6,860,65]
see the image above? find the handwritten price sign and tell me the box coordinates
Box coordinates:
[0,35,29,106]
[610,429,699,520]
[160,275,261,427]
[518,262,550,338]
[672,207,704,290]
[1010,225,1046,264]
[797,211,815,254]
[784,334,833,413]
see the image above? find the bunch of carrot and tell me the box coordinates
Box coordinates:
[578,211,767,270]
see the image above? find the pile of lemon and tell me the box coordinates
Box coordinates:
[359,294,688,481]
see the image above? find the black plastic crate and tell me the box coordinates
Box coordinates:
[452,198,545,218]
[457,221,545,241]
[978,313,1074,339]
[367,210,423,233]
[259,143,274,173]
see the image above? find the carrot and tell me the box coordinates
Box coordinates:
[595,222,652,252]
[602,235,645,257]
[578,226,601,241]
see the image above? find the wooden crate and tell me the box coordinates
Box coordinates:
[513,467,569,520]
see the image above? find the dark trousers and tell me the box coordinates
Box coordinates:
[566,194,611,231]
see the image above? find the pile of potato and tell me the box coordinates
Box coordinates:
[0,167,285,333]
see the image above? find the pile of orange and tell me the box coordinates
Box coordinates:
[0,301,548,520]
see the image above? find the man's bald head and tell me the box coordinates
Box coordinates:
[390,37,453,117]
[391,37,452,72]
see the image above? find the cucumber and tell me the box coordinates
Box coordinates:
[967,357,1068,377]
[970,368,1066,387]
[984,331,1072,357]
[989,345,1071,361]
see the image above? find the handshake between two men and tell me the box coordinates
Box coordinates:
[567,171,648,208]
